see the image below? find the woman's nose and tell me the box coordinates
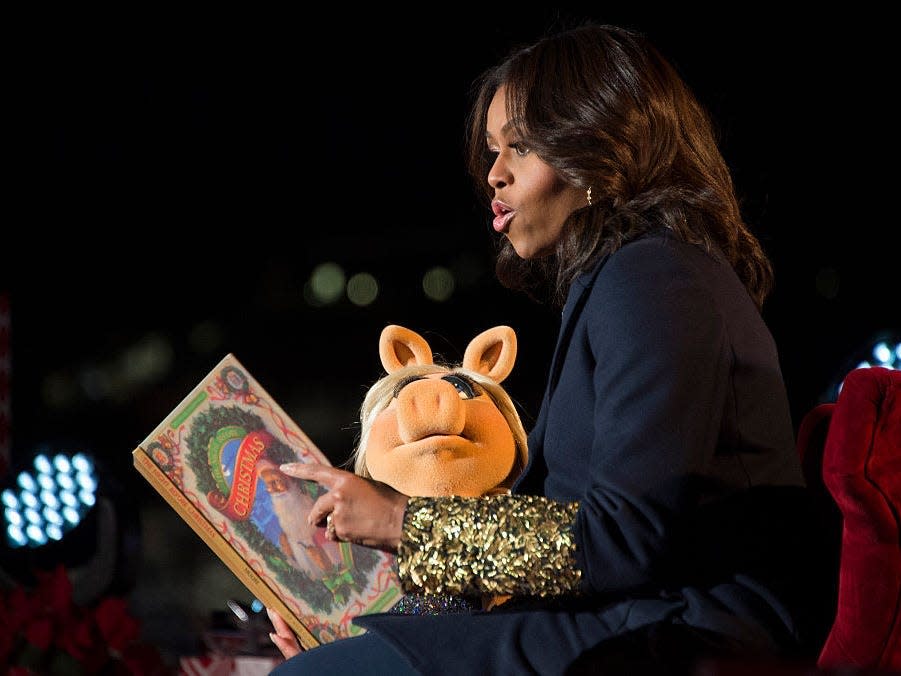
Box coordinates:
[487,155,511,190]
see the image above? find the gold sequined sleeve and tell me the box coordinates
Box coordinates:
[397,494,581,598]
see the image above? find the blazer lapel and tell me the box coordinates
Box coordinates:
[545,255,609,399]
[514,255,610,494]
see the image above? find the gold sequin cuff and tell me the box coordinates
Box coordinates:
[398,494,581,598]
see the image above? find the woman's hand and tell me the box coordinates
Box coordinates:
[279,462,409,552]
[266,607,301,660]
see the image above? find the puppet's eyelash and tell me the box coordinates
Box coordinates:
[391,374,481,399]
[393,375,423,398]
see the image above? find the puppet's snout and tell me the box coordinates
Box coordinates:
[395,378,466,443]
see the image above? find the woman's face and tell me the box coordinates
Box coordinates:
[486,85,585,259]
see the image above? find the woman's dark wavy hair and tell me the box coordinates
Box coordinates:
[465,23,773,310]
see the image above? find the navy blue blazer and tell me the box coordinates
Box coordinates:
[354,231,829,674]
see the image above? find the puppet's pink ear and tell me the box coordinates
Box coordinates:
[379,325,434,373]
[462,326,516,383]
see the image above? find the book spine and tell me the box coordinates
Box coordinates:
[132,447,321,651]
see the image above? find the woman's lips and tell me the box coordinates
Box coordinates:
[492,200,515,233]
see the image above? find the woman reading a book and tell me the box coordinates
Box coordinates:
[269,23,831,675]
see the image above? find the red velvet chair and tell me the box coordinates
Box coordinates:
[797,366,901,672]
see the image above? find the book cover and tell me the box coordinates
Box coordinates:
[133,353,402,650]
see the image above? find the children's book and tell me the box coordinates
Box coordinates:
[133,353,402,650]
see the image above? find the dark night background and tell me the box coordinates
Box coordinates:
[2,8,897,664]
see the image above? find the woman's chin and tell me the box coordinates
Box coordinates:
[509,238,553,260]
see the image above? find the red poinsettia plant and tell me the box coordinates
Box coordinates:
[0,564,170,675]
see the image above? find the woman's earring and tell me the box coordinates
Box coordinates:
[586,186,593,206]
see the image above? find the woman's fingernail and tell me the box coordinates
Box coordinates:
[280,463,299,471]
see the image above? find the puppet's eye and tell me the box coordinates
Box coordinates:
[442,374,477,399]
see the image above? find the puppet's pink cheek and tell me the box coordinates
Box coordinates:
[365,412,402,461]
[465,401,516,445]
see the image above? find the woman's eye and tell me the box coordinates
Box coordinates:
[442,374,477,399]
[510,142,531,157]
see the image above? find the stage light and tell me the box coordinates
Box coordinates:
[347,272,379,306]
[871,340,899,369]
[827,329,900,401]
[305,262,346,306]
[422,266,455,302]
[3,449,98,549]
[0,444,142,606]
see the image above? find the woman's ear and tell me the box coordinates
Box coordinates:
[462,326,517,383]
[379,325,434,373]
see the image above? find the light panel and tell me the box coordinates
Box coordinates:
[830,331,901,401]
[3,449,98,549]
